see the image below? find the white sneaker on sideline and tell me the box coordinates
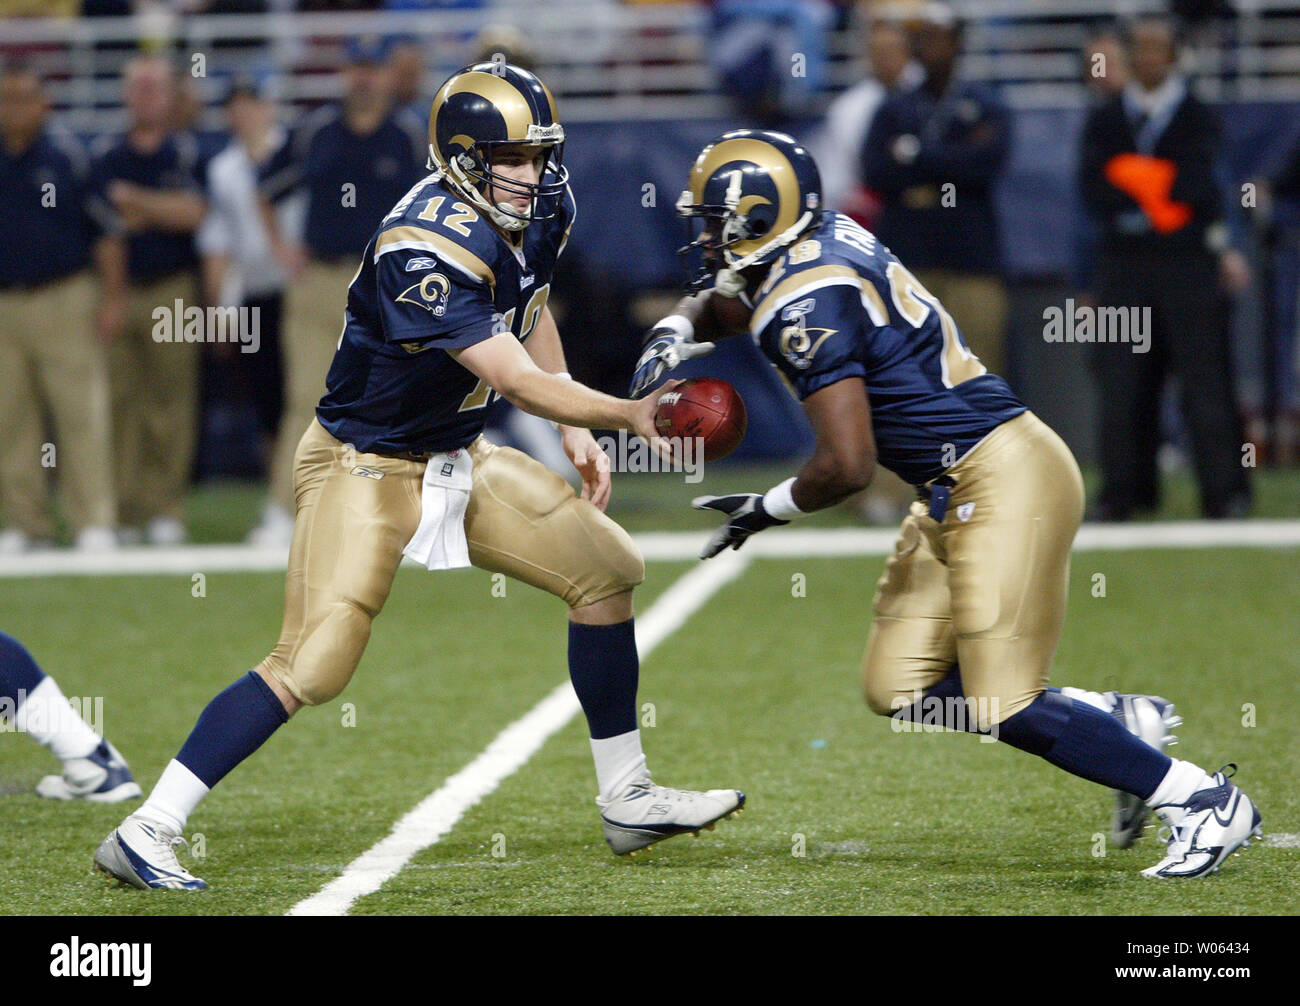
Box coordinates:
[246,503,294,548]
[146,516,186,546]
[74,526,119,552]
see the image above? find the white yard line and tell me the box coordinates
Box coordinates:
[2,521,1298,578]
[285,549,752,917]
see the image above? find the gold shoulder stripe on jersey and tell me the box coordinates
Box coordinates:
[751,265,869,335]
[374,226,496,289]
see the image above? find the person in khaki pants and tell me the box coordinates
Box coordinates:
[86,56,208,546]
[251,34,427,546]
[0,64,115,554]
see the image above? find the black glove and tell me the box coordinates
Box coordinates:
[692,492,788,559]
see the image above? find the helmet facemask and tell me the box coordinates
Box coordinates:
[431,124,568,232]
[675,170,780,292]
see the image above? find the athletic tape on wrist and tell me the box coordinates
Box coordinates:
[656,314,694,342]
[763,477,805,521]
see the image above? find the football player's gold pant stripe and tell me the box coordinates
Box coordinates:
[258,421,643,706]
[861,412,1085,729]
[374,225,496,289]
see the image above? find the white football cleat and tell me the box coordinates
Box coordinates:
[1142,765,1262,879]
[1108,692,1181,848]
[597,775,745,856]
[36,739,142,803]
[94,815,208,890]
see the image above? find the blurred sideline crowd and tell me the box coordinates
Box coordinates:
[2,1,1299,555]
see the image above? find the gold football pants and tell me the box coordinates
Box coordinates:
[862,411,1085,728]
[256,420,645,706]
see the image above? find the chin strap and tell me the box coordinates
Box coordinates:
[724,211,814,273]
[433,145,533,231]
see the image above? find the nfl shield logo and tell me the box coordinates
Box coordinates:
[956,502,976,522]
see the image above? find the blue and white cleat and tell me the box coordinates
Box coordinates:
[36,739,143,803]
[1143,765,1262,879]
[1108,692,1181,848]
[598,776,745,856]
[93,816,208,890]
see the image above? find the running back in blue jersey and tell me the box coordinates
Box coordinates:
[747,212,1026,485]
[316,168,575,455]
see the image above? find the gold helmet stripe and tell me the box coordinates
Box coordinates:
[689,138,800,258]
[374,225,496,289]
[539,79,559,123]
[433,71,535,144]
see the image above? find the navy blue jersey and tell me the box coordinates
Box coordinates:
[316,170,575,454]
[0,130,93,287]
[260,105,428,260]
[86,131,209,283]
[748,213,1026,485]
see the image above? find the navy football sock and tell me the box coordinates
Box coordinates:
[568,619,639,740]
[176,671,290,789]
[0,631,46,705]
[892,663,965,727]
[996,690,1169,799]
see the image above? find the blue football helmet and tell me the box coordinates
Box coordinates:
[427,61,568,231]
[677,129,823,287]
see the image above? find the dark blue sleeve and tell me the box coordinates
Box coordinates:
[376,245,501,348]
[758,281,868,400]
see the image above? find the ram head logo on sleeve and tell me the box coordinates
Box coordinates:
[396,271,453,317]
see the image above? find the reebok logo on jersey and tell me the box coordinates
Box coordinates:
[781,298,816,321]
[350,467,386,480]
[405,257,439,272]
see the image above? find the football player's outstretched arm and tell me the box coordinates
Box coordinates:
[692,377,874,558]
[453,332,665,443]
[628,289,752,397]
[669,289,753,344]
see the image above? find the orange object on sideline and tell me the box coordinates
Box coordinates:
[1104,153,1193,234]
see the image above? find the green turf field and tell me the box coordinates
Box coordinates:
[2,543,1296,915]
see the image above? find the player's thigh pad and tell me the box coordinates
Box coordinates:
[942,412,1085,726]
[862,505,958,716]
[258,420,423,705]
[464,438,644,607]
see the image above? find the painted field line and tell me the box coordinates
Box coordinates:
[2,520,1298,579]
[285,548,752,917]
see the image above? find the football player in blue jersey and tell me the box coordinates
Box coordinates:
[633,129,1261,879]
[92,64,742,891]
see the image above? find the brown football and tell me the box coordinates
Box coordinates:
[653,377,747,461]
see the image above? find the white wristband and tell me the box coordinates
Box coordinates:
[763,477,805,521]
[656,314,694,342]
